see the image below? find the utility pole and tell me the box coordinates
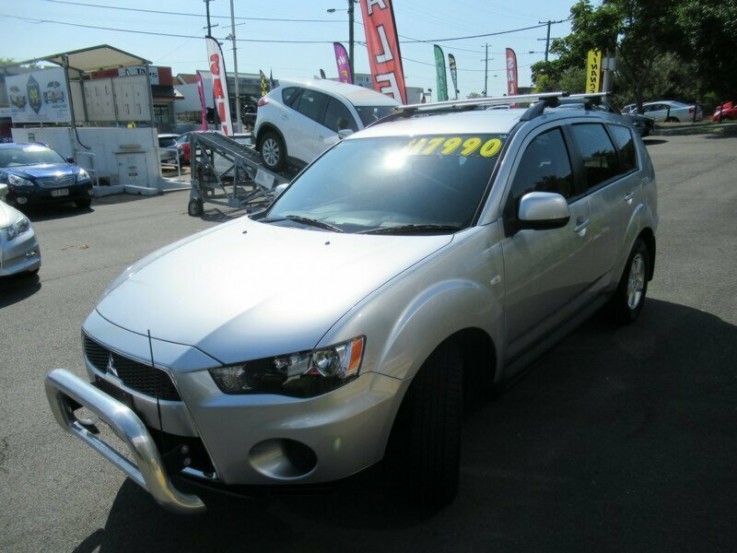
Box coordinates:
[539,20,551,62]
[482,43,490,96]
[348,0,355,78]
[228,0,242,132]
[204,0,213,36]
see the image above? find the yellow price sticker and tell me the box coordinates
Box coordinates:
[406,136,503,158]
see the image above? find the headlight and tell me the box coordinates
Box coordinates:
[77,169,91,184]
[8,174,34,188]
[6,216,31,240]
[209,336,365,398]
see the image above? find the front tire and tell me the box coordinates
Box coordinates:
[258,130,286,171]
[610,238,650,325]
[385,341,463,507]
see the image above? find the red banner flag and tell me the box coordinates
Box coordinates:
[360,0,407,104]
[333,42,353,84]
[505,48,518,97]
[206,36,232,136]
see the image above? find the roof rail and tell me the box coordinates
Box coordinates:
[389,91,609,119]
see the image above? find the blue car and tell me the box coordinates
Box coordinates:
[0,143,93,209]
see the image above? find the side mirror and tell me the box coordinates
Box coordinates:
[65,156,75,163]
[0,183,7,199]
[517,191,570,230]
[338,129,354,140]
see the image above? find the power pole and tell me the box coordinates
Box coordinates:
[204,0,213,36]
[229,0,242,132]
[483,43,490,97]
[539,20,552,62]
[348,0,355,77]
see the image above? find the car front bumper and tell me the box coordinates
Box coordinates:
[0,231,40,276]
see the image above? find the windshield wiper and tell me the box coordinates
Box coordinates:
[360,224,462,235]
[262,215,344,233]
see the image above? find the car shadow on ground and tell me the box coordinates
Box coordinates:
[69,298,737,553]
[0,272,41,307]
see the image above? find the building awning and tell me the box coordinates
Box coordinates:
[15,45,151,79]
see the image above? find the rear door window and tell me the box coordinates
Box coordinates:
[294,90,330,124]
[569,123,619,189]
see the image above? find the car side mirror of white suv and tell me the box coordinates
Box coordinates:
[517,191,570,230]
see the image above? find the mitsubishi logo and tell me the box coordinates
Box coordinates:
[106,354,119,378]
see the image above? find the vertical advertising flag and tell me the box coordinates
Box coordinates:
[359,0,407,104]
[333,42,353,84]
[434,45,449,102]
[196,70,208,130]
[206,36,232,136]
[259,70,270,97]
[586,49,602,93]
[448,53,458,100]
[505,48,518,96]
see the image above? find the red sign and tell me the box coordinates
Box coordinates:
[360,0,407,104]
[206,37,232,136]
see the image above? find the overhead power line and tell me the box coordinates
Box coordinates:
[41,0,341,23]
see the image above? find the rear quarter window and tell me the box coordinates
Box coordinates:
[608,124,638,173]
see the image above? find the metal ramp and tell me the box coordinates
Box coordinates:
[187,131,289,216]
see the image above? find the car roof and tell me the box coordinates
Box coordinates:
[0,142,51,150]
[354,108,525,139]
[349,93,628,140]
[274,78,400,107]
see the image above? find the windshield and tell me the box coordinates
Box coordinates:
[0,145,66,168]
[355,105,398,126]
[263,134,505,234]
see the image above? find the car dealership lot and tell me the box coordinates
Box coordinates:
[1,131,736,552]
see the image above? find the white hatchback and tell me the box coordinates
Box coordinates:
[254,79,399,171]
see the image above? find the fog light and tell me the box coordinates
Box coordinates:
[249,439,317,480]
[16,197,28,205]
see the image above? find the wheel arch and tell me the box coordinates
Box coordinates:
[256,124,288,155]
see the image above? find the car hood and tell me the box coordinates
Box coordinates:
[0,199,23,228]
[96,217,452,363]
[3,163,79,180]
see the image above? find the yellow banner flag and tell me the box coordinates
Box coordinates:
[586,49,602,93]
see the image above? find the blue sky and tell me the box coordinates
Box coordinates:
[1,0,585,100]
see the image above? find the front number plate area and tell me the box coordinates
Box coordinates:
[93,375,135,410]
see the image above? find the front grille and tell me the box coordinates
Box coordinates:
[83,335,181,401]
[36,174,76,189]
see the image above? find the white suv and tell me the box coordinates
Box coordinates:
[254,79,399,171]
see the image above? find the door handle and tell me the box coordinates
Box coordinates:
[624,190,635,204]
[574,217,589,235]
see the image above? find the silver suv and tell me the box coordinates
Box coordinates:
[46,93,657,514]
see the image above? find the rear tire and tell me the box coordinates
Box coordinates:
[385,341,463,507]
[75,198,91,209]
[258,130,286,171]
[609,238,650,325]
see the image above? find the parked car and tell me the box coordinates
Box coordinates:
[623,100,702,123]
[158,133,181,167]
[0,143,93,209]
[712,101,737,122]
[45,93,658,514]
[254,78,400,171]
[0,183,41,277]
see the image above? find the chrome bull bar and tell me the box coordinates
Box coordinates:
[44,368,206,515]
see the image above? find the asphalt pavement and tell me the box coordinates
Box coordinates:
[1,131,736,552]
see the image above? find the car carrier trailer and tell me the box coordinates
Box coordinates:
[186,131,289,216]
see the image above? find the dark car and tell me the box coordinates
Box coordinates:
[0,143,93,209]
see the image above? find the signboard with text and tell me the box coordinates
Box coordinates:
[5,68,71,124]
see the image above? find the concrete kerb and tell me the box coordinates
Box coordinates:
[653,120,737,136]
